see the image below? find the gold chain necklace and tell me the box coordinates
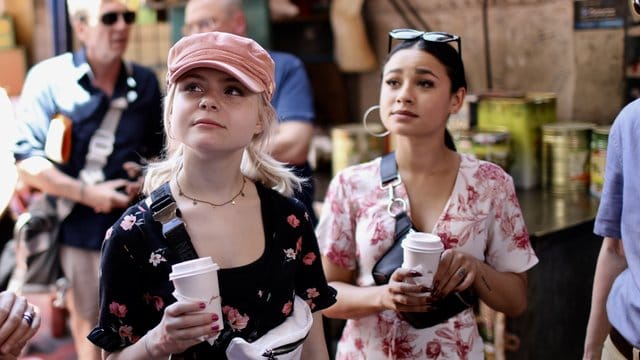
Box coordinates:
[176,174,246,208]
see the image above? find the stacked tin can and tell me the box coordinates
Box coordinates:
[541,123,594,195]
[589,125,611,198]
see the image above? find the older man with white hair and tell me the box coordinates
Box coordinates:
[12,1,164,358]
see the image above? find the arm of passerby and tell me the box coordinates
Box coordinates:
[0,292,40,359]
[104,301,219,360]
[583,237,627,360]
[270,121,314,166]
[16,156,132,212]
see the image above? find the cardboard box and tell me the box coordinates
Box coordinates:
[0,46,26,96]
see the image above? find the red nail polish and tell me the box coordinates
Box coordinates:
[211,324,219,331]
[199,302,206,309]
[212,314,218,321]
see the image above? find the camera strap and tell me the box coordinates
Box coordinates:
[58,61,135,219]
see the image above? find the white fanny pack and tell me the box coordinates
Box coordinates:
[225,295,312,360]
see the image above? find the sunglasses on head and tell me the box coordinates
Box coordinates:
[100,11,136,26]
[388,29,461,57]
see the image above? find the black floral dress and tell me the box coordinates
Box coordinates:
[88,182,337,359]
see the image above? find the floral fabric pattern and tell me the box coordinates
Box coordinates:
[316,154,538,360]
[89,182,336,358]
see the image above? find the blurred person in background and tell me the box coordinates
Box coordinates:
[12,1,164,358]
[0,88,18,254]
[183,0,319,225]
[583,0,640,349]
[0,88,42,359]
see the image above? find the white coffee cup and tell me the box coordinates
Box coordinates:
[169,257,223,344]
[401,232,444,290]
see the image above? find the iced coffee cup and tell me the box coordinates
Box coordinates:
[169,257,223,344]
[401,232,444,292]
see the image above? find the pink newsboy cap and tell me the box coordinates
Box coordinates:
[167,32,275,100]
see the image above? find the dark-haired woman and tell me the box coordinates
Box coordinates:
[316,30,538,359]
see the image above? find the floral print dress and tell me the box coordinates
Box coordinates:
[316,154,538,360]
[88,182,336,359]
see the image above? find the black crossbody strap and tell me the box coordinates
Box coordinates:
[149,183,198,262]
[380,152,413,242]
[380,152,399,185]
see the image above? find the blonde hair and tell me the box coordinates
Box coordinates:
[142,84,303,197]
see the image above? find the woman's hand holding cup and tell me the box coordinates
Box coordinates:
[381,268,438,313]
[145,300,221,357]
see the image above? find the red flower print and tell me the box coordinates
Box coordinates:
[109,302,127,318]
[370,220,389,246]
[306,288,320,298]
[355,338,364,351]
[104,227,113,240]
[152,296,164,311]
[287,214,300,228]
[282,300,293,316]
[305,298,316,310]
[296,237,302,252]
[118,324,133,339]
[426,340,442,358]
[438,232,459,249]
[466,185,479,204]
[142,293,163,310]
[223,306,249,331]
[326,244,353,268]
[382,334,414,358]
[512,230,530,250]
[302,252,316,265]
[120,214,136,231]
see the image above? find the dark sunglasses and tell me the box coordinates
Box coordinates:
[100,11,136,26]
[388,29,461,57]
[635,0,640,15]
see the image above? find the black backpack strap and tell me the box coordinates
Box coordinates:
[149,183,198,262]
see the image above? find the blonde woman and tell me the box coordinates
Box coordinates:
[88,32,335,359]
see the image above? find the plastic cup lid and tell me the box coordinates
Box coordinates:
[169,257,219,280]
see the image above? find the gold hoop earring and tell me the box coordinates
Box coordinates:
[362,105,389,137]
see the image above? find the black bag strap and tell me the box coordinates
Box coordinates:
[380,153,413,242]
[149,183,198,262]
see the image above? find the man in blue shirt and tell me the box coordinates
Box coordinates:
[183,0,318,224]
[13,1,163,358]
[584,65,640,360]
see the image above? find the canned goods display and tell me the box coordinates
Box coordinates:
[541,122,594,195]
[590,125,610,198]
[471,129,511,171]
